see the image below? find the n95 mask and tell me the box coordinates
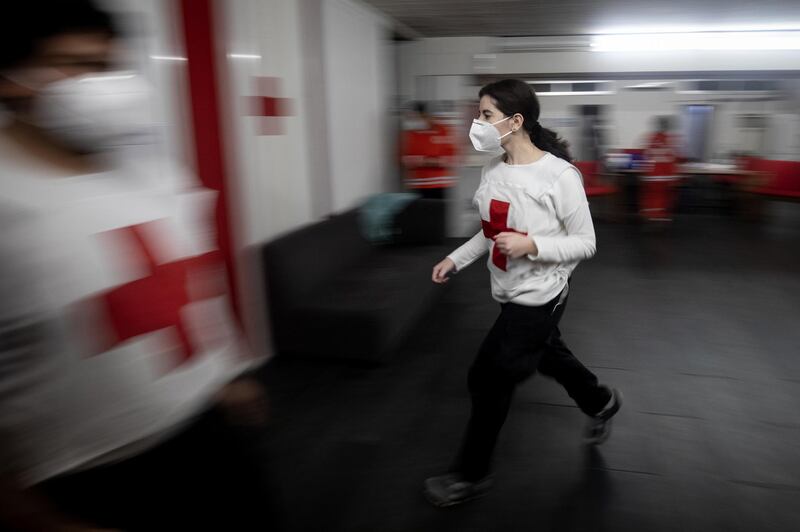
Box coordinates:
[468,116,511,153]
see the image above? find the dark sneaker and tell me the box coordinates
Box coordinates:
[585,386,622,445]
[423,473,494,507]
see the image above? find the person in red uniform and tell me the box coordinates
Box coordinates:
[401,102,457,200]
[640,116,680,222]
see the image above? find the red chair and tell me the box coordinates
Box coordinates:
[732,157,800,221]
[746,158,800,200]
[574,161,617,196]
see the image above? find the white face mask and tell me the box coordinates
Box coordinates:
[28,71,157,153]
[469,116,512,153]
[403,118,427,131]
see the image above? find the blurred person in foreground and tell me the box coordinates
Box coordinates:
[425,79,622,507]
[0,2,274,530]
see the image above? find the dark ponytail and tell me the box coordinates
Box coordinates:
[479,79,573,162]
[531,122,572,162]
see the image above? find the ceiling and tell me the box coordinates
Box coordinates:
[360,0,800,38]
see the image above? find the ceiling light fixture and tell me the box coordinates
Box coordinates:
[591,30,800,52]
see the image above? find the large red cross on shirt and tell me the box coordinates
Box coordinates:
[481,199,528,271]
[92,222,224,367]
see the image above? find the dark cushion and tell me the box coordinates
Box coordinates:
[392,199,446,246]
[272,245,446,362]
[262,209,372,317]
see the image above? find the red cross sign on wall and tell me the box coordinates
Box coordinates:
[481,199,528,271]
[245,76,293,135]
[92,222,225,368]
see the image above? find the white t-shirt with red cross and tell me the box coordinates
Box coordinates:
[447,152,597,305]
[0,139,258,487]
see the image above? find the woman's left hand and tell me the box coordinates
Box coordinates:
[494,232,537,259]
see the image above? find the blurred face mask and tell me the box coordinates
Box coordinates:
[26,71,156,153]
[469,116,512,153]
[403,118,427,131]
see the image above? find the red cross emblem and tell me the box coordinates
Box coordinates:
[481,199,528,271]
[89,222,225,367]
[245,76,293,135]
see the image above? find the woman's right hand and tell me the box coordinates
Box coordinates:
[432,257,456,284]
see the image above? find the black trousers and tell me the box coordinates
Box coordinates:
[453,285,610,481]
[416,187,446,200]
[36,407,281,531]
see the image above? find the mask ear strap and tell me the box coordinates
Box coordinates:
[495,115,518,139]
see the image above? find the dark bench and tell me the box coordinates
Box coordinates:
[261,199,449,365]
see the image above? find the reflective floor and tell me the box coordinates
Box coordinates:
[262,208,800,532]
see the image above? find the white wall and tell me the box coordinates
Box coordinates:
[398,37,491,101]
[399,36,800,160]
[110,0,319,246]
[299,0,334,218]
[323,0,395,211]
[220,0,400,235]
[221,0,313,247]
[210,0,400,242]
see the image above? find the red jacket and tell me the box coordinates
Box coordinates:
[401,122,457,189]
[644,132,678,177]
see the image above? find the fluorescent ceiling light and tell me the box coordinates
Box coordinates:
[527,80,611,85]
[677,90,774,95]
[625,81,672,89]
[150,55,188,61]
[228,53,262,59]
[80,74,135,82]
[594,24,800,34]
[591,31,800,51]
[538,91,615,96]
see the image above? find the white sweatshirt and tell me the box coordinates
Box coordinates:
[447,152,596,305]
[0,139,260,486]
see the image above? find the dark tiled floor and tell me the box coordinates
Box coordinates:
[262,210,800,532]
